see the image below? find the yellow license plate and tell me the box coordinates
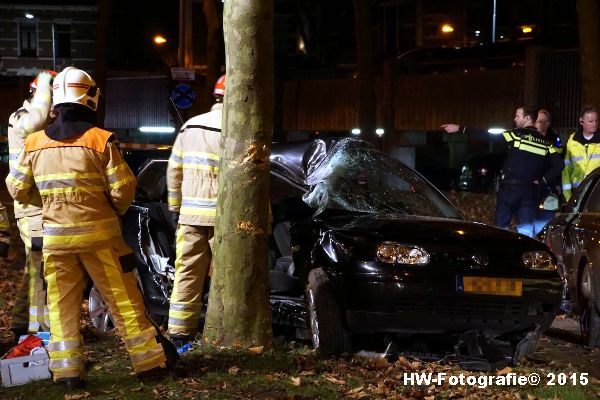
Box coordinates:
[459,276,522,297]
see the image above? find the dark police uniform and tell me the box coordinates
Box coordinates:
[460,126,564,237]
[463,126,563,237]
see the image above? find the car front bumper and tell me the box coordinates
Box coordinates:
[331,266,563,335]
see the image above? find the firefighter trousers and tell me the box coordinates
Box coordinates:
[11,216,49,334]
[168,224,213,337]
[44,247,167,380]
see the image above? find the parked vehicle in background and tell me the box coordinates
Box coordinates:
[88,139,561,370]
[538,168,600,347]
[456,153,506,192]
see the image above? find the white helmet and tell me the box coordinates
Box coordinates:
[52,67,100,111]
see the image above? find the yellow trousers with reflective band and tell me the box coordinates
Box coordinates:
[44,247,166,380]
[168,224,213,337]
[11,216,49,333]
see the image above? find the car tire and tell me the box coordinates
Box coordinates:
[579,267,600,347]
[305,268,350,356]
[88,285,116,333]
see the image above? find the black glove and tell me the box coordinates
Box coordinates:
[172,212,180,225]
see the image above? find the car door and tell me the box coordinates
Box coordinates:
[548,172,600,306]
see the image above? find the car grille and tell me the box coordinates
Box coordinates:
[394,297,524,317]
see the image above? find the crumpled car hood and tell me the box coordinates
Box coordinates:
[316,213,548,270]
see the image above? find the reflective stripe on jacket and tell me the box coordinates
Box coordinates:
[5,127,136,254]
[562,131,600,201]
[167,103,222,226]
[8,79,52,219]
[499,127,563,185]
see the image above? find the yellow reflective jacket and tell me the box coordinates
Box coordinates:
[167,103,221,226]
[5,127,136,254]
[8,76,52,219]
[562,131,600,201]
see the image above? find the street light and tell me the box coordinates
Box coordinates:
[521,25,533,34]
[153,34,167,45]
[441,24,454,34]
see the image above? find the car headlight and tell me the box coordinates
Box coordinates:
[522,251,557,271]
[376,241,430,265]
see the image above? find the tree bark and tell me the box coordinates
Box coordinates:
[353,0,377,145]
[577,0,600,106]
[203,0,223,105]
[203,0,274,349]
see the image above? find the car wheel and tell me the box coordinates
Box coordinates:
[88,285,116,333]
[579,267,600,347]
[305,268,350,356]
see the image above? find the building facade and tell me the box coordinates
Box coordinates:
[0,3,97,76]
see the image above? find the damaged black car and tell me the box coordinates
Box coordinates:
[88,138,562,370]
[538,167,600,348]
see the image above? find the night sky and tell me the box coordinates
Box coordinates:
[104,1,179,70]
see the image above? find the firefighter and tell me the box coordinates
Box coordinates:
[562,105,600,201]
[7,70,55,341]
[6,67,176,389]
[442,106,563,237]
[166,74,224,347]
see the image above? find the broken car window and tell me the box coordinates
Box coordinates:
[302,139,461,219]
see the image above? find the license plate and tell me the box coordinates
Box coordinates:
[457,276,522,297]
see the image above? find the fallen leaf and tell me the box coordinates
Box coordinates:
[228,366,240,375]
[324,374,346,385]
[64,392,90,400]
[347,386,364,394]
[496,366,512,375]
[299,370,315,376]
[527,394,537,400]
[248,346,264,354]
[291,377,301,386]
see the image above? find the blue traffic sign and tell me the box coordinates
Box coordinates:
[171,83,195,109]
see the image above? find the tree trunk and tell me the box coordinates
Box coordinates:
[577,0,600,106]
[203,0,274,349]
[203,0,223,106]
[353,0,377,145]
[93,0,110,127]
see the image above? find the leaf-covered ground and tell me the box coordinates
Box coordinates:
[0,191,599,399]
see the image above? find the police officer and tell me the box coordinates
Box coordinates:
[562,105,600,201]
[442,106,563,237]
[6,67,176,389]
[533,109,562,235]
[166,74,224,347]
[7,70,55,341]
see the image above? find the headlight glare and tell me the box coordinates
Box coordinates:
[522,251,556,271]
[376,242,430,265]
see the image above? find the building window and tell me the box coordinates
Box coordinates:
[19,20,38,57]
[54,23,71,58]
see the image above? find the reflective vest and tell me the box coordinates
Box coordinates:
[5,127,136,254]
[167,103,222,226]
[562,131,600,201]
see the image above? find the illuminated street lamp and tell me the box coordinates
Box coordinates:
[25,12,34,19]
[521,25,533,34]
[153,34,167,45]
[441,24,454,34]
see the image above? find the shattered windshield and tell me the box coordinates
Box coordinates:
[302,139,461,219]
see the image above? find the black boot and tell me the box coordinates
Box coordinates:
[158,334,181,368]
